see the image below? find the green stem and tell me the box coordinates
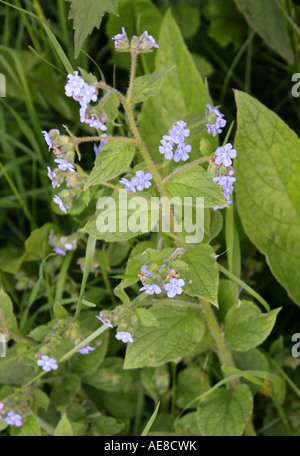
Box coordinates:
[127,49,138,104]
[95,81,183,246]
[201,299,237,383]
[201,298,256,435]
[75,135,136,145]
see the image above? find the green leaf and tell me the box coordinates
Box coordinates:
[233,348,270,394]
[54,413,74,436]
[114,281,130,305]
[74,330,108,376]
[123,241,155,287]
[196,384,253,436]
[0,247,24,274]
[234,0,294,64]
[23,223,56,262]
[53,301,68,319]
[141,402,160,436]
[124,305,205,369]
[225,300,281,351]
[130,67,175,104]
[34,389,50,410]
[81,191,159,242]
[68,0,119,58]
[217,278,239,322]
[181,244,219,307]
[140,8,217,163]
[165,166,227,209]
[234,90,300,305]
[176,366,209,410]
[135,308,159,327]
[51,374,81,408]
[0,288,18,337]
[94,416,124,436]
[19,416,41,436]
[86,141,135,188]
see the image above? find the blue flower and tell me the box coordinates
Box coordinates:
[164,278,185,298]
[54,159,75,173]
[54,247,66,256]
[53,195,67,214]
[78,345,95,354]
[131,170,152,191]
[37,355,58,372]
[42,130,52,150]
[169,121,190,144]
[119,177,136,193]
[215,143,237,167]
[112,27,129,50]
[5,412,23,427]
[213,175,236,186]
[115,331,133,343]
[141,265,153,277]
[174,143,192,162]
[96,313,113,328]
[206,104,227,137]
[213,171,236,210]
[65,71,97,106]
[64,242,74,251]
[140,284,162,295]
[140,30,159,50]
[79,106,107,131]
[159,138,174,160]
[47,167,59,188]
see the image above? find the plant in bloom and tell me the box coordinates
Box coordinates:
[77,345,95,354]
[164,278,185,298]
[5,412,23,427]
[215,143,237,167]
[206,103,227,137]
[53,195,67,214]
[141,265,153,277]
[112,27,129,51]
[131,170,152,191]
[159,121,191,162]
[54,158,75,173]
[115,331,133,343]
[96,313,113,328]
[41,130,52,150]
[119,177,136,193]
[140,284,162,295]
[37,355,58,372]
[65,71,97,106]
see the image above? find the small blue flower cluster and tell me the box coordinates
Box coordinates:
[65,71,106,131]
[112,28,159,53]
[159,121,191,162]
[96,312,133,344]
[119,170,153,193]
[139,265,185,299]
[206,103,226,137]
[48,230,77,256]
[212,144,237,210]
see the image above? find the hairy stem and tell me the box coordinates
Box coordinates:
[201,298,256,436]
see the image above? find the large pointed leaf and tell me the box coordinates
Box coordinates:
[68,0,118,58]
[234,90,300,305]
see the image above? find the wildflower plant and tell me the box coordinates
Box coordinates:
[1,1,298,439]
